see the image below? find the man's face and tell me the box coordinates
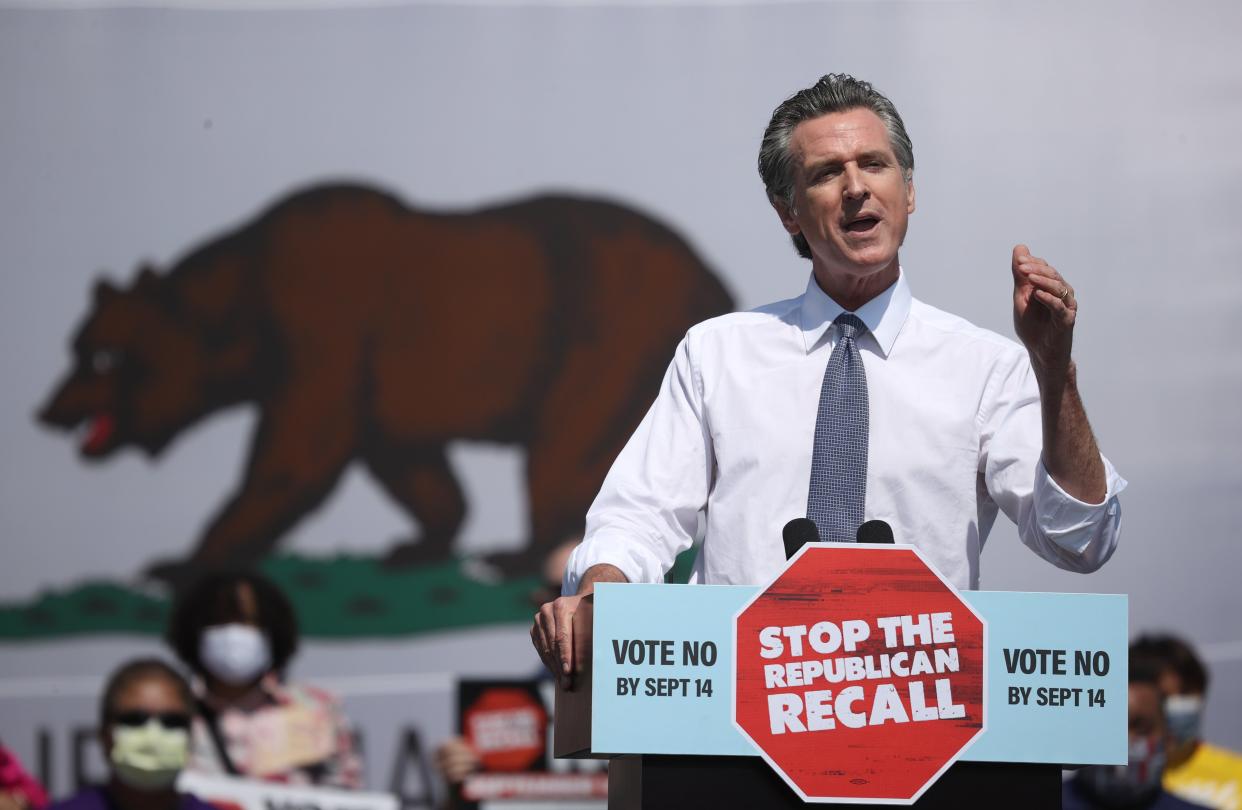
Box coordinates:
[774,108,915,289]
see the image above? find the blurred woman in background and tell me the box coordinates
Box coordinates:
[47,659,210,810]
[166,572,361,789]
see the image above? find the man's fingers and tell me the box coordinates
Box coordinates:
[531,617,550,671]
[1013,245,1062,285]
[1023,271,1074,303]
[554,603,576,673]
[1017,259,1056,276]
[531,618,549,660]
[1032,289,1076,325]
[1023,269,1063,288]
[1011,245,1031,280]
[535,605,553,651]
[555,597,585,689]
[532,606,561,673]
[530,594,585,687]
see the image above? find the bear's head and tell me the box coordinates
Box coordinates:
[38,267,214,459]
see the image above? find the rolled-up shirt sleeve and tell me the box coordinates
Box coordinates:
[564,334,711,594]
[981,351,1127,573]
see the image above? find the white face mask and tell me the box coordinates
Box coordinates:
[199,623,272,685]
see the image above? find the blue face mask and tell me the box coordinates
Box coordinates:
[1075,735,1166,808]
[1164,695,1204,749]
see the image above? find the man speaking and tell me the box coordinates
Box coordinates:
[532,73,1126,684]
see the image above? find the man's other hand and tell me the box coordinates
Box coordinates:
[532,592,585,689]
[530,563,627,689]
[1011,244,1076,379]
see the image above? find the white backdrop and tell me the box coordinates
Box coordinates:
[2,0,1240,787]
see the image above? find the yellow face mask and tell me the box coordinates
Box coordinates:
[110,720,189,790]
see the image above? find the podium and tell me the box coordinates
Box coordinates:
[553,546,1127,808]
[605,756,1061,809]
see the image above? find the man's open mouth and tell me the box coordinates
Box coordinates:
[844,216,881,233]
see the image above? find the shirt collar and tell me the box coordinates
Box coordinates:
[799,268,911,357]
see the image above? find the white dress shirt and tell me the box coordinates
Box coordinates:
[565,270,1126,592]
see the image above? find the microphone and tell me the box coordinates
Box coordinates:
[856,519,895,544]
[783,518,821,559]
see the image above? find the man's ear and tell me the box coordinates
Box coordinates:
[906,173,916,215]
[771,196,802,236]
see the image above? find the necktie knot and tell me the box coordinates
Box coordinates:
[834,313,867,343]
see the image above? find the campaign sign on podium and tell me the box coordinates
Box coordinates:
[574,548,1127,806]
[733,545,985,803]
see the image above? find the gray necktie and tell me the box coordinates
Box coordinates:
[806,313,869,543]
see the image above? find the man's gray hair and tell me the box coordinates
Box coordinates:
[759,73,915,259]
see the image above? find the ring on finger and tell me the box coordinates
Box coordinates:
[1059,287,1070,301]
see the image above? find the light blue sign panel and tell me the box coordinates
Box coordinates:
[591,583,752,755]
[590,584,1126,765]
[965,591,1128,765]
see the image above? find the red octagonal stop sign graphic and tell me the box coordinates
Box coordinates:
[733,544,985,804]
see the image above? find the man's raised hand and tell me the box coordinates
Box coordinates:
[1011,244,1076,379]
[1010,244,1107,503]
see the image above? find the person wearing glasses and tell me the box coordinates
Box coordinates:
[48,659,211,810]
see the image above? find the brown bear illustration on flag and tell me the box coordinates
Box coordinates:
[37,184,732,583]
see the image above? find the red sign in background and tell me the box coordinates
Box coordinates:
[463,687,548,772]
[733,545,985,804]
[459,681,608,802]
